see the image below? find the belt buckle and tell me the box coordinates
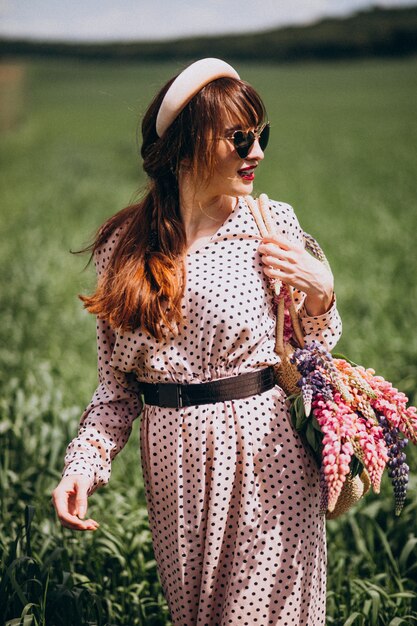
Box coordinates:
[158,383,183,408]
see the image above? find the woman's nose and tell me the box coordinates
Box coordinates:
[246,139,265,161]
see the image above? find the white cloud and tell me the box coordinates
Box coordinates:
[0,0,13,18]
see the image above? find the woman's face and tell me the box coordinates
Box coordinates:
[204,117,266,198]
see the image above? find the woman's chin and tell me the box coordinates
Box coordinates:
[230,179,254,196]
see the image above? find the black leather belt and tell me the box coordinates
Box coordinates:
[140,366,276,409]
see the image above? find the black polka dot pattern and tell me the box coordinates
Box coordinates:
[63,196,342,625]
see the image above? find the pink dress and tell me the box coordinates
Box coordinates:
[62,196,342,626]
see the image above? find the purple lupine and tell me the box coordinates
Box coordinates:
[377,414,409,515]
[292,341,338,415]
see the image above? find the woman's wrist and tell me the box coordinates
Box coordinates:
[304,288,334,317]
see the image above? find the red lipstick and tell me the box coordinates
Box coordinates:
[238,165,256,181]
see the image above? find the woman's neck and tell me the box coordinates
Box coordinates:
[179,175,236,239]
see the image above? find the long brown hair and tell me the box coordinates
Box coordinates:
[78,72,267,339]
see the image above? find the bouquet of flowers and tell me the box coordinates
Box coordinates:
[246,192,417,518]
[288,339,417,517]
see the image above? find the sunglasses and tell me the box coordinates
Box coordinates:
[224,121,270,159]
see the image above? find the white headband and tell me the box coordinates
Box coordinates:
[155,57,240,137]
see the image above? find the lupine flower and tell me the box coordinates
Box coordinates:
[290,342,417,516]
[312,393,357,510]
[333,359,377,399]
[377,414,409,515]
[292,341,352,403]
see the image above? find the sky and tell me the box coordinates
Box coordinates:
[0,0,416,42]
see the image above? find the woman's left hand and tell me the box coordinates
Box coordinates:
[258,234,334,316]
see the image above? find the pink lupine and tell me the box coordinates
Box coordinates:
[334,360,417,445]
[313,394,356,511]
[404,406,417,445]
[365,375,417,444]
[351,413,388,492]
[334,359,376,399]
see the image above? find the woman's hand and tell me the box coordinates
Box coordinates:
[52,475,100,531]
[258,234,334,316]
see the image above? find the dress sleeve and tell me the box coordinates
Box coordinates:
[61,242,143,496]
[269,199,343,352]
[295,293,342,352]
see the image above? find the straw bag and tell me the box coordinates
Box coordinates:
[246,193,370,519]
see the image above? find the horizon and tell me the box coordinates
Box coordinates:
[0,0,416,44]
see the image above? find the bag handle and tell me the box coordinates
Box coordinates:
[245,193,330,357]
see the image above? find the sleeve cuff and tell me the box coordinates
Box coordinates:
[298,294,340,334]
[61,461,96,494]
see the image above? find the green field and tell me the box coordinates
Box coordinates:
[1,57,417,625]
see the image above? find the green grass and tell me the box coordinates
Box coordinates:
[1,56,417,625]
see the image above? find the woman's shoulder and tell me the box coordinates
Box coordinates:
[93,216,133,278]
[266,196,297,217]
[264,196,304,245]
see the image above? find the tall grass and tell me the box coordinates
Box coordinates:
[0,57,416,625]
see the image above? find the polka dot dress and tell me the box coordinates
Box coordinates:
[63,196,342,626]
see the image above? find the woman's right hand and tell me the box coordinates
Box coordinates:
[52,475,100,531]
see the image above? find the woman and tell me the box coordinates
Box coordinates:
[52,58,341,625]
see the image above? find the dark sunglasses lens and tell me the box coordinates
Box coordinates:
[233,130,253,159]
[233,126,270,158]
[259,124,270,151]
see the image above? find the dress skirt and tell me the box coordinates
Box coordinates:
[139,385,327,626]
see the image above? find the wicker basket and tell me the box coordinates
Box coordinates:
[326,470,371,519]
[246,193,370,519]
[273,342,301,397]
